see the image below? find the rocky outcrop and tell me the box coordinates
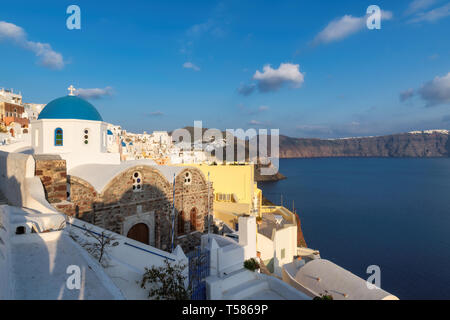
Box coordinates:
[254,163,286,182]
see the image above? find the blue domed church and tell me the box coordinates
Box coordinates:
[29,86,210,251]
[31,86,120,170]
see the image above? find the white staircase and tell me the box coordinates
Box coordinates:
[223,278,269,300]
[213,268,294,300]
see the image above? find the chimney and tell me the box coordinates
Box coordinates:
[238,215,257,259]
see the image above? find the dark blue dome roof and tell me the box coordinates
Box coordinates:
[38,95,103,121]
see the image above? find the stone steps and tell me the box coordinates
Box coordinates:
[218,269,256,293]
[223,279,269,300]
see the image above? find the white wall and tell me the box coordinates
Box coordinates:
[0,151,35,207]
[31,119,120,170]
[256,223,297,277]
[273,225,297,276]
[0,151,66,215]
[202,234,244,277]
[0,206,14,299]
[238,216,257,260]
[256,232,274,262]
[32,119,105,154]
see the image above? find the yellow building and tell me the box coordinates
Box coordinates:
[177,161,308,277]
[176,163,262,228]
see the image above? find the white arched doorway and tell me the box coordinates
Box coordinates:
[123,211,155,246]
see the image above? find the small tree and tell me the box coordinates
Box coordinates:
[69,224,117,267]
[141,259,190,300]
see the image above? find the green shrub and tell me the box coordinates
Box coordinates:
[141,259,190,300]
[313,294,334,300]
[244,258,260,272]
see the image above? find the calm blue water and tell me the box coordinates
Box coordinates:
[259,158,450,300]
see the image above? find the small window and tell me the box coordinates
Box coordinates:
[184,172,192,185]
[83,129,89,145]
[281,249,286,260]
[54,128,63,146]
[132,171,143,192]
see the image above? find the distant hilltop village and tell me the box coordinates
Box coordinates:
[0,86,398,300]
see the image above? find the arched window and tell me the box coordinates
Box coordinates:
[54,128,63,146]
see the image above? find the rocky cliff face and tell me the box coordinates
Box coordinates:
[278,132,450,158]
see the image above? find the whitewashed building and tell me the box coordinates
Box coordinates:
[30,87,120,170]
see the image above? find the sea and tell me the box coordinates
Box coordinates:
[259,158,450,300]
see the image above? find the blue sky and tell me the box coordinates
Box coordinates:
[1,0,449,138]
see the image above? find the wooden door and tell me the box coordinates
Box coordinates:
[127,223,149,244]
[190,208,197,232]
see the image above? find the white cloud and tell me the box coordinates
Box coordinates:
[76,87,113,100]
[0,21,25,39]
[0,21,65,70]
[183,62,200,71]
[187,20,213,37]
[400,88,415,102]
[401,72,450,107]
[406,0,437,15]
[429,53,440,60]
[248,119,270,126]
[314,15,366,44]
[418,72,450,107]
[313,10,393,45]
[409,3,450,23]
[237,83,256,96]
[258,105,269,112]
[252,63,305,92]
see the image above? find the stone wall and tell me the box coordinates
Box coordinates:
[63,165,213,252]
[33,155,67,204]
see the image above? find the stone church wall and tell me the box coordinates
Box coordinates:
[49,164,213,252]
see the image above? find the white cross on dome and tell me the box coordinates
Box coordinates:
[68,85,76,96]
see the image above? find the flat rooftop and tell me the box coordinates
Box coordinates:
[258,211,289,239]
